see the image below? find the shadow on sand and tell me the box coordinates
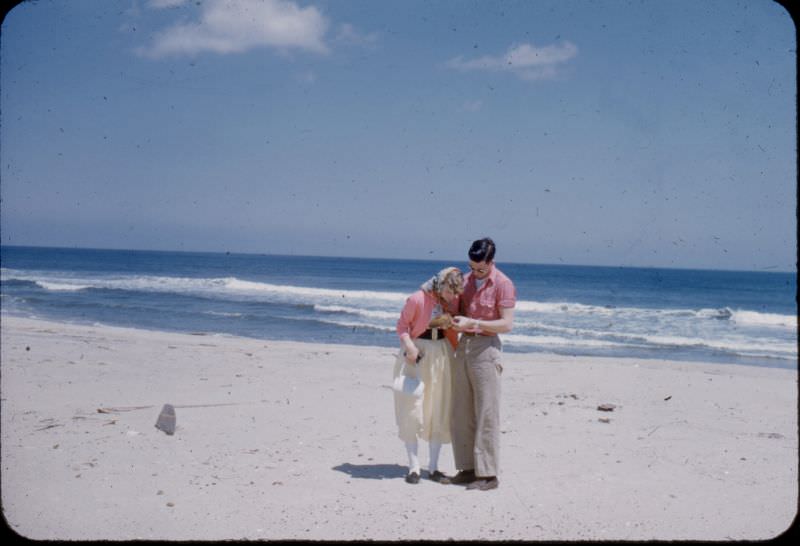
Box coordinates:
[332,462,407,480]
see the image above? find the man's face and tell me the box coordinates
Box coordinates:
[468,260,493,280]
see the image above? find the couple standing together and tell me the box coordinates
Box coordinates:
[393,237,515,491]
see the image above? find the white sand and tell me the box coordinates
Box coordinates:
[1,316,797,540]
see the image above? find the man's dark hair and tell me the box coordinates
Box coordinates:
[468,237,496,263]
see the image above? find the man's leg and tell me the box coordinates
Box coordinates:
[450,338,476,472]
[469,337,502,480]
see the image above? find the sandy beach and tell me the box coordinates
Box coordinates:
[1,315,796,540]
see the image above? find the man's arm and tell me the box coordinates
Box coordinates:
[453,307,514,334]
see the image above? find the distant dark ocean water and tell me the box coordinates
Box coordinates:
[1,246,796,369]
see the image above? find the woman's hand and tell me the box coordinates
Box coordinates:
[401,334,420,365]
[429,313,453,329]
[404,346,420,365]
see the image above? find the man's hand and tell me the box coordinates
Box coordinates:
[452,315,477,331]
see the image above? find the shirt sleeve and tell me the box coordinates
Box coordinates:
[396,294,419,338]
[497,278,516,308]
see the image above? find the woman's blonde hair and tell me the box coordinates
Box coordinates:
[422,266,464,295]
[438,267,464,294]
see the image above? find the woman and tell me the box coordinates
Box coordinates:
[394,266,463,484]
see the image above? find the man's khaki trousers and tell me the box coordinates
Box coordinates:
[450,334,503,478]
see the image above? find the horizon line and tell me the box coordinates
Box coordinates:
[1,243,796,275]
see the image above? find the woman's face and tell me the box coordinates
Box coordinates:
[439,286,458,303]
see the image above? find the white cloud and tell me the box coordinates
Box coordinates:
[138,0,329,58]
[447,41,578,81]
[461,99,482,112]
[295,70,316,84]
[148,0,190,8]
[334,23,379,47]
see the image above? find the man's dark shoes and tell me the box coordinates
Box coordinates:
[428,470,447,483]
[466,476,499,491]
[439,469,475,485]
[405,471,420,484]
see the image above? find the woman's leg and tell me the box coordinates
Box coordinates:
[419,339,453,444]
[393,351,423,442]
[405,441,420,474]
[428,441,442,473]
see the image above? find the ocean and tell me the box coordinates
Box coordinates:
[1,246,796,369]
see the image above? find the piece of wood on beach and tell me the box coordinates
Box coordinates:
[97,405,154,414]
[155,404,176,435]
[35,423,64,431]
[597,403,616,412]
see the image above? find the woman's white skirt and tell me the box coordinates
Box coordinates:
[393,338,453,444]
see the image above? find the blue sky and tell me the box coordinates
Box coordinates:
[1,0,795,271]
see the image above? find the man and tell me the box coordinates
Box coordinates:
[445,237,515,491]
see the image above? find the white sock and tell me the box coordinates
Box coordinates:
[428,441,442,473]
[405,442,420,474]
